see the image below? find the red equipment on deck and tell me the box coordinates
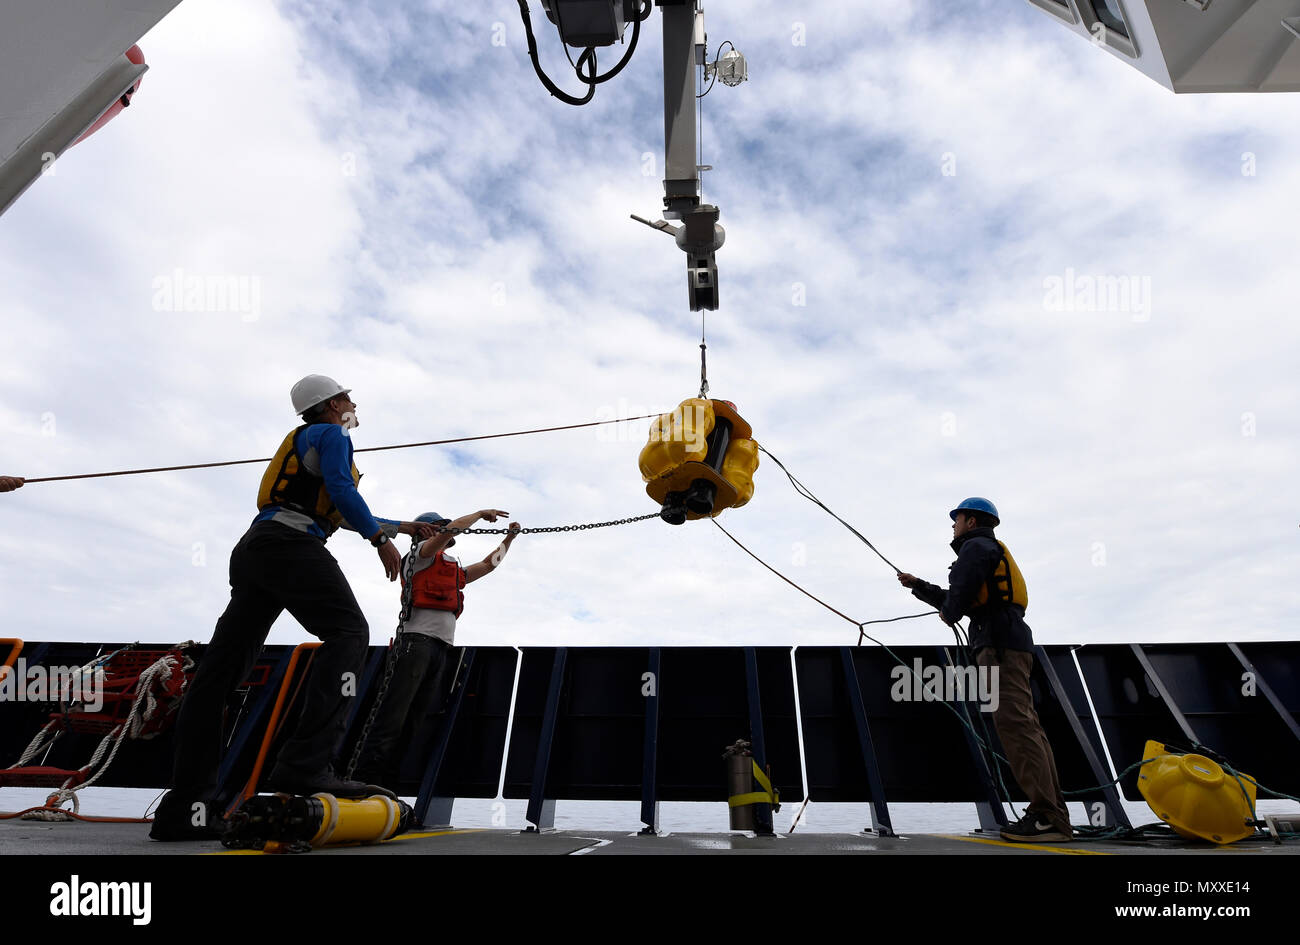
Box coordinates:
[0,644,194,813]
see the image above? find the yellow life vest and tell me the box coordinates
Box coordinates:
[256,425,362,536]
[974,540,1028,611]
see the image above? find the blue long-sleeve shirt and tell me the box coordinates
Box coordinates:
[255,423,398,541]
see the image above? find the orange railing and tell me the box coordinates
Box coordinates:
[0,639,22,684]
[228,642,320,813]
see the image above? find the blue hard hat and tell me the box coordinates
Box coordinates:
[949,497,999,525]
[415,511,454,546]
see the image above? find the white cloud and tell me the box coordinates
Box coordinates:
[2,0,1299,655]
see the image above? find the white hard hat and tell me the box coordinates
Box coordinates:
[290,375,351,415]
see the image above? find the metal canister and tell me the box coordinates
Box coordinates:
[723,739,754,831]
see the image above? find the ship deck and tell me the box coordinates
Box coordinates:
[4,819,1297,856]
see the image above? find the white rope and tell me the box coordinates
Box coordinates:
[21,652,188,820]
[7,719,61,769]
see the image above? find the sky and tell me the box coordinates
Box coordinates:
[3,0,1300,652]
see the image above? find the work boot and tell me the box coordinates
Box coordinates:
[264,763,396,800]
[351,766,400,797]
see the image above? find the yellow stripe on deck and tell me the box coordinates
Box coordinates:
[939,834,1109,855]
[397,828,487,841]
[205,827,487,854]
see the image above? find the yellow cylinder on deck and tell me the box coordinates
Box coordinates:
[309,793,404,848]
[1137,740,1257,844]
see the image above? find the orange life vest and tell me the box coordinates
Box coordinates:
[404,552,465,618]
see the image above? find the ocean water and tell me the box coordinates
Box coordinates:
[3,786,1294,838]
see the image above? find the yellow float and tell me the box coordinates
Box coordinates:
[223,791,415,853]
[1137,740,1257,844]
[639,398,758,524]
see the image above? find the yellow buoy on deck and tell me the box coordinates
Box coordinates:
[223,791,415,853]
[1137,740,1257,844]
[306,793,406,848]
[639,398,758,524]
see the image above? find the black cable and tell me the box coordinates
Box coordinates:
[517,1,595,106]
[711,519,1013,767]
[858,612,933,627]
[577,0,649,85]
[518,1,648,105]
[757,443,904,573]
[698,40,734,99]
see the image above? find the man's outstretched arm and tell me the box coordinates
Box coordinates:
[899,572,948,612]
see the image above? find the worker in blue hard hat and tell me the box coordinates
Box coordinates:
[352,508,521,796]
[896,497,1072,844]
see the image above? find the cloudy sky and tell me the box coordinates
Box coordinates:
[3,0,1299,653]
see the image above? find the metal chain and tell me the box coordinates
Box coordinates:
[433,512,660,536]
[344,546,419,780]
[344,512,654,779]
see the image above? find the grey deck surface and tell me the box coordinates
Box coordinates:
[3,819,1298,855]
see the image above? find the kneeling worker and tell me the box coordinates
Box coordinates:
[896,497,1072,843]
[353,509,521,792]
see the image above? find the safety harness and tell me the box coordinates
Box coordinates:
[256,425,362,536]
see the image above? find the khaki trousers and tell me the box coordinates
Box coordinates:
[976,647,1071,833]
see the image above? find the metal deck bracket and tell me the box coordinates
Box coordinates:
[838,647,895,837]
[743,647,775,835]
[215,645,296,808]
[639,647,662,835]
[939,646,1009,832]
[1227,643,1300,750]
[1036,645,1130,830]
[525,647,567,831]
[1129,643,1201,745]
[415,646,478,828]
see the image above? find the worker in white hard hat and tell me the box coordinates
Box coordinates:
[152,375,436,841]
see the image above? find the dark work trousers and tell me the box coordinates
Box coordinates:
[976,647,1072,834]
[167,521,369,803]
[354,632,452,789]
